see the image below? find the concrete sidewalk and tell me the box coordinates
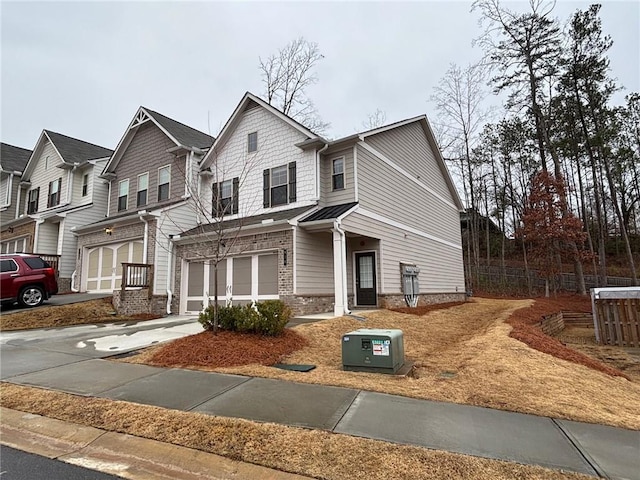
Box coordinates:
[2,355,639,480]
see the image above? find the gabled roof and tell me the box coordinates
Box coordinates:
[356,115,464,211]
[0,143,32,173]
[22,130,113,180]
[143,108,214,150]
[44,130,113,164]
[201,92,324,169]
[103,106,214,175]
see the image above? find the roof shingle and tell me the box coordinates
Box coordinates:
[1,143,32,173]
[45,130,113,164]
[300,202,358,222]
[144,108,214,149]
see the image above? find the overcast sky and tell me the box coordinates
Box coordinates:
[1,1,638,151]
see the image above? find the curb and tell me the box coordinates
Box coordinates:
[0,407,311,480]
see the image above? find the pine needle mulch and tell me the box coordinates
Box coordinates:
[143,330,308,369]
[120,297,640,430]
[0,384,594,480]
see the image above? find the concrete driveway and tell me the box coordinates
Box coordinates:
[0,292,113,315]
[0,316,201,380]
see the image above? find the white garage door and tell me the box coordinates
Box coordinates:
[85,241,144,292]
[182,253,279,314]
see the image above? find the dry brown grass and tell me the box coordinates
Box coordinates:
[124,298,640,430]
[0,298,159,331]
[0,384,593,480]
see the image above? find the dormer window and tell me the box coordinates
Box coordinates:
[332,158,344,190]
[248,132,258,153]
[118,179,129,211]
[47,178,62,208]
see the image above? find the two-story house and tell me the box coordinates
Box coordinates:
[0,131,113,291]
[0,143,32,251]
[72,107,214,312]
[173,92,466,317]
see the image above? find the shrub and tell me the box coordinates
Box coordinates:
[255,300,292,336]
[199,300,292,336]
[198,305,215,331]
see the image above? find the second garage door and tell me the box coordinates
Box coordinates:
[85,241,144,292]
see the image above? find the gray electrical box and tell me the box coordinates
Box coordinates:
[401,264,420,295]
[342,329,405,374]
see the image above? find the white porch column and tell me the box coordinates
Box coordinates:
[332,226,346,317]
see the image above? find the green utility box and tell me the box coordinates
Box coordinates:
[342,329,405,374]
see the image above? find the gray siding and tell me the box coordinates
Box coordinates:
[295,229,334,294]
[109,123,184,214]
[35,221,58,256]
[28,141,65,214]
[341,211,465,294]
[357,145,460,246]
[319,147,355,207]
[0,173,21,224]
[364,121,452,200]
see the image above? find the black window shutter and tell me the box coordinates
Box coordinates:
[47,181,52,208]
[232,177,239,214]
[288,162,296,203]
[263,169,270,208]
[212,182,219,216]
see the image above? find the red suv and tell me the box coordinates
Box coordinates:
[0,254,58,307]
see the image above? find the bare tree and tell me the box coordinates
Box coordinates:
[154,145,265,333]
[259,37,330,135]
[430,61,491,290]
[362,109,387,129]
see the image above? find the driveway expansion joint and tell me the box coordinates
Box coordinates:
[551,418,608,479]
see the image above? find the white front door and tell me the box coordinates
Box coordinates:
[85,241,144,292]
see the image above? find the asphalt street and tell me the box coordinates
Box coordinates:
[0,445,124,479]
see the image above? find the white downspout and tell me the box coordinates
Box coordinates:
[332,220,351,316]
[106,180,112,217]
[14,179,22,219]
[166,235,176,314]
[139,213,149,263]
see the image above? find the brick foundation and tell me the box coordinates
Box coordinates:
[379,292,468,309]
[113,289,167,316]
[57,277,72,294]
[283,294,335,316]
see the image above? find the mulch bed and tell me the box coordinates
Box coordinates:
[148,329,308,368]
[507,295,628,379]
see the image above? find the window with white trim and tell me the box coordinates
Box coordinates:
[248,132,258,153]
[212,177,238,217]
[263,162,296,208]
[137,172,148,207]
[47,177,62,208]
[82,174,89,197]
[332,157,344,190]
[158,165,170,201]
[27,188,39,214]
[118,179,129,211]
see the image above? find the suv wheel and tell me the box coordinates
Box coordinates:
[18,286,45,307]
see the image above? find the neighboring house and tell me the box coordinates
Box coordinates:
[72,107,214,311]
[0,131,113,291]
[173,92,466,317]
[0,143,32,239]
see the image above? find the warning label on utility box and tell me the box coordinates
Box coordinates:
[372,339,390,356]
